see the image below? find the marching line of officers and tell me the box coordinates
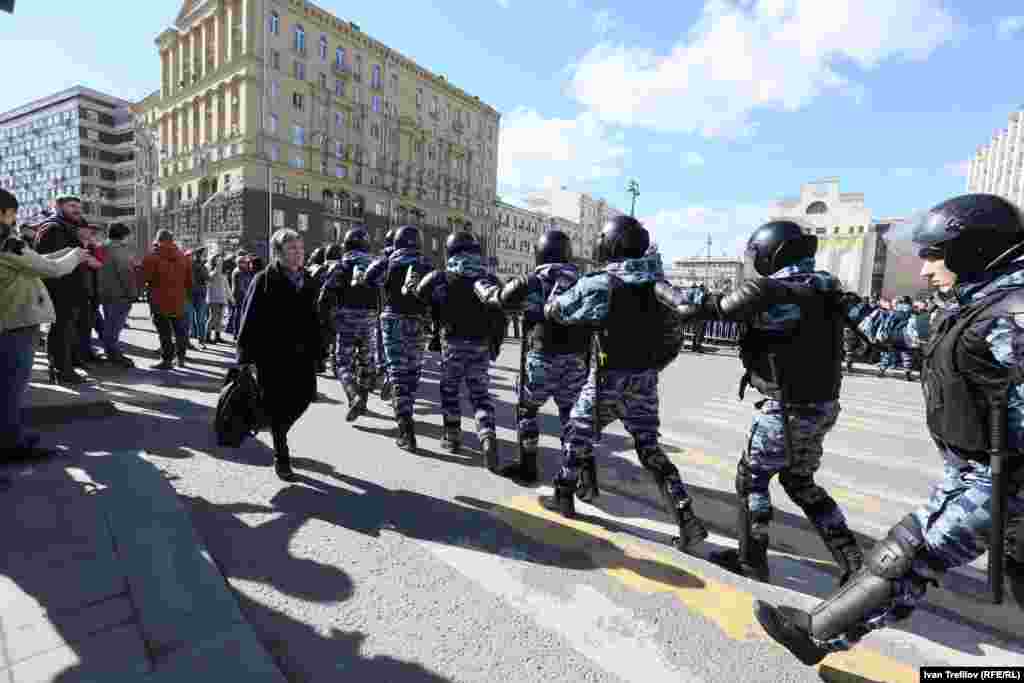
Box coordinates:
[289,192,1022,668]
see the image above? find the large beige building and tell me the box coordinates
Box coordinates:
[666,257,743,292]
[770,178,879,296]
[140,0,501,263]
[967,111,1024,206]
[493,201,583,277]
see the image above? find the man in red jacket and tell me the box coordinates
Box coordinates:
[141,229,192,369]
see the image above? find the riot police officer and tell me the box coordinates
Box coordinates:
[319,242,344,374]
[542,215,708,551]
[755,194,1024,666]
[487,229,591,484]
[670,220,863,585]
[416,231,506,470]
[321,227,378,422]
[363,225,434,451]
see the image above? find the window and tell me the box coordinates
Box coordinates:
[375,202,385,216]
[319,72,327,89]
[269,11,279,35]
[416,88,422,109]
[273,178,286,194]
[267,113,278,133]
[335,78,344,97]
[319,36,327,60]
[273,209,285,226]
[294,25,305,52]
[392,74,399,93]
[372,64,382,88]
[294,61,305,80]
[335,112,344,129]
[292,93,304,110]
[293,125,305,145]
[372,95,381,113]
[300,183,310,199]
[290,154,305,169]
[297,213,309,232]
[269,144,280,161]
[270,50,280,70]
[335,164,346,178]
[269,79,280,98]
[223,173,231,187]
[335,47,345,66]
[335,140,344,156]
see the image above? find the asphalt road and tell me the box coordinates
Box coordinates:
[34,315,1024,682]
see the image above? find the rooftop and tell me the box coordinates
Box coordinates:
[0,85,133,124]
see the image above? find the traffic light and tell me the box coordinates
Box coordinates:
[0,0,13,13]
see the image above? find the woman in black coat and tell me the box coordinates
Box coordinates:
[236,229,323,482]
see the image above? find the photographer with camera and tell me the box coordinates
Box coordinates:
[0,189,97,466]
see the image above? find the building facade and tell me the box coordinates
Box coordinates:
[769,178,879,296]
[141,0,501,264]
[967,111,1024,207]
[0,86,137,231]
[523,186,625,268]
[666,257,743,292]
[492,201,585,276]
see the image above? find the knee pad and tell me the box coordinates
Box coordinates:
[866,514,924,580]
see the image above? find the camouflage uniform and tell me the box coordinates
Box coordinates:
[875,303,914,375]
[364,247,433,422]
[802,267,1024,652]
[421,252,503,448]
[325,250,378,399]
[546,253,706,548]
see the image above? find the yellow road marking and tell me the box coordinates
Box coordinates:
[491,496,918,683]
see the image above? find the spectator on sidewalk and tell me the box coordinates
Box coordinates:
[236,228,322,482]
[33,195,101,385]
[96,223,139,367]
[142,230,192,370]
[0,188,93,461]
[77,223,105,366]
[227,253,253,337]
[206,254,230,344]
[188,247,209,346]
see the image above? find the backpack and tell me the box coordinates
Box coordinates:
[213,365,267,448]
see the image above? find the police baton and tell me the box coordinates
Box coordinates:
[987,393,1010,605]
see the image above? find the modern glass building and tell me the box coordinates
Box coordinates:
[0,86,136,231]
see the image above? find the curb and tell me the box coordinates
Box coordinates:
[82,451,286,680]
[597,448,1024,640]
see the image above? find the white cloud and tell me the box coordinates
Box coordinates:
[497,0,510,7]
[998,16,1024,39]
[567,0,957,137]
[497,107,629,200]
[683,151,706,167]
[943,160,970,177]
[593,9,620,36]
[640,204,772,261]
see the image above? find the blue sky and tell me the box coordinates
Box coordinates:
[0,0,1021,261]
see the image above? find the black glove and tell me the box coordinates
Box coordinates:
[414,269,445,302]
[499,275,534,308]
[1,236,25,255]
[428,333,442,353]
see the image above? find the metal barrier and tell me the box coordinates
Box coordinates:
[682,320,744,347]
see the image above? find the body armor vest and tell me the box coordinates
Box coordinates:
[738,278,843,403]
[600,276,682,371]
[441,274,493,339]
[921,286,1024,459]
[336,262,377,310]
[526,279,591,355]
[382,261,427,316]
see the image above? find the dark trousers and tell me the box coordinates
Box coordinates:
[260,362,316,459]
[0,326,37,451]
[78,299,101,359]
[47,302,81,374]
[691,322,706,351]
[152,311,188,361]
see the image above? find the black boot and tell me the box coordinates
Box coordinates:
[575,458,600,503]
[396,417,417,452]
[819,528,864,587]
[345,390,367,422]
[754,603,830,666]
[904,370,913,382]
[710,501,770,581]
[272,432,297,482]
[540,478,576,518]
[380,379,392,401]
[671,501,709,552]
[440,426,461,453]
[481,436,499,474]
[499,447,539,484]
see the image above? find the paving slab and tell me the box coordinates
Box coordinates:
[148,622,286,682]
[3,622,150,683]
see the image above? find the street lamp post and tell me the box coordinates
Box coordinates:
[627,179,640,217]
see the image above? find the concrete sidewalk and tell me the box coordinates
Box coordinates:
[0,451,285,682]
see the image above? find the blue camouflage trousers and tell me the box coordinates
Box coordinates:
[825,453,1024,650]
[561,368,691,504]
[879,350,913,370]
[519,350,589,451]
[741,399,851,539]
[381,313,425,420]
[334,307,378,400]
[440,337,495,441]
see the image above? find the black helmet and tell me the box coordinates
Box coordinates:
[393,225,421,251]
[911,194,1024,278]
[535,230,573,266]
[343,227,370,253]
[308,246,326,267]
[898,295,912,305]
[324,243,343,261]
[596,215,649,264]
[745,220,817,277]
[445,231,480,258]
[383,228,396,249]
